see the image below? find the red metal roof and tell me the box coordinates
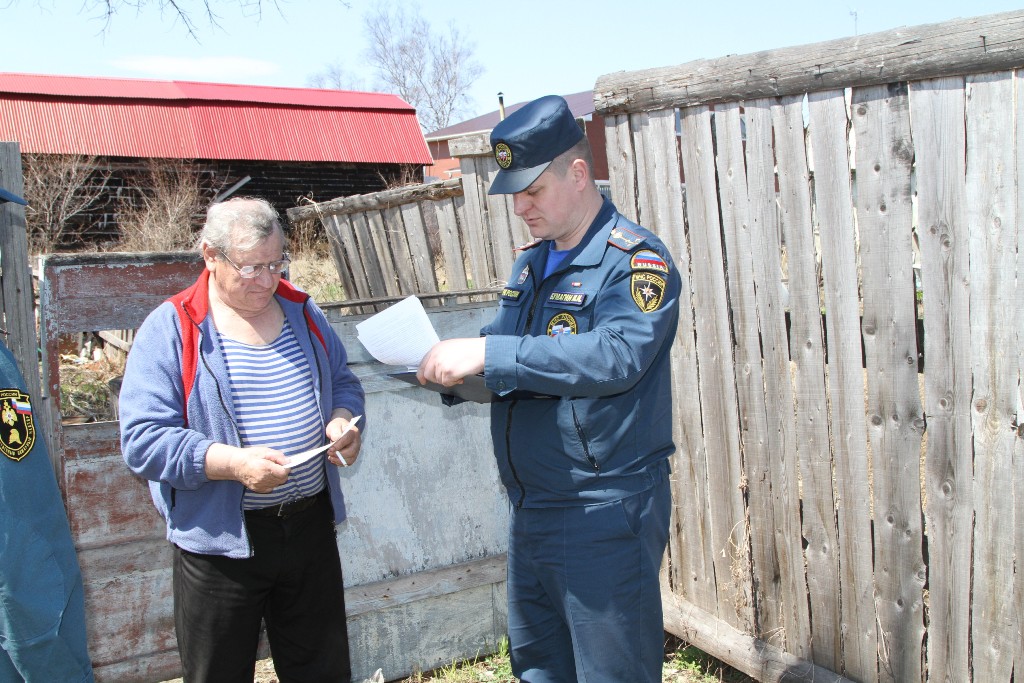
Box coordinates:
[0,73,433,164]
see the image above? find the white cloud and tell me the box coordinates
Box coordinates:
[108,56,282,82]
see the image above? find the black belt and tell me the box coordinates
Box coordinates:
[245,490,324,519]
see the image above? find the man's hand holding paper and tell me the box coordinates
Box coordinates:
[416,337,486,388]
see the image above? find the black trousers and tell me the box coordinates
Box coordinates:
[173,492,351,683]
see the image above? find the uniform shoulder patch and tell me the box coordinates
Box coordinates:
[630,249,670,274]
[0,389,36,461]
[630,271,667,313]
[608,226,646,251]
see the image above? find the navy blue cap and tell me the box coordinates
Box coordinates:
[0,187,26,205]
[488,95,584,195]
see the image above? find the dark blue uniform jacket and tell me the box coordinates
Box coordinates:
[482,199,682,507]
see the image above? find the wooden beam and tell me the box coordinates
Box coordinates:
[594,10,1024,114]
[345,554,506,616]
[286,178,463,224]
[448,132,492,158]
[662,590,855,683]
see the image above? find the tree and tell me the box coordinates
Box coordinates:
[21,154,112,253]
[362,2,484,133]
[115,159,224,252]
[86,0,285,38]
[306,60,366,92]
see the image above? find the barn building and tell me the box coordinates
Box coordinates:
[0,72,433,247]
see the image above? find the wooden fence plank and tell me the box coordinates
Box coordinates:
[806,89,878,680]
[907,75,973,683]
[631,112,656,226]
[398,202,439,294]
[632,108,716,610]
[383,205,418,295]
[771,94,843,673]
[456,159,493,289]
[436,197,469,292]
[852,83,926,683]
[964,71,1017,683]
[327,215,372,301]
[351,212,391,299]
[323,215,361,302]
[365,209,401,298]
[741,98,811,659]
[482,161,516,282]
[0,143,41,412]
[605,114,639,222]
[713,101,783,645]
[1015,69,1024,683]
[678,104,753,632]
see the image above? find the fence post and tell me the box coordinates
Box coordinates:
[0,142,52,466]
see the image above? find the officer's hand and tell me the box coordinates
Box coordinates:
[417,337,486,387]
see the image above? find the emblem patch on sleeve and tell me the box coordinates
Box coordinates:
[0,389,36,461]
[547,312,578,336]
[631,272,667,313]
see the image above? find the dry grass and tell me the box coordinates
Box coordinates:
[237,636,754,683]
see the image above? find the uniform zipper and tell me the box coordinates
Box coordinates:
[505,265,545,509]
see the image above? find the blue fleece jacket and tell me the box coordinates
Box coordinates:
[119,271,365,559]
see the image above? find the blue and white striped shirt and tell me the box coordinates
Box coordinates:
[219,320,326,510]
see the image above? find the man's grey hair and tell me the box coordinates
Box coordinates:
[198,197,284,254]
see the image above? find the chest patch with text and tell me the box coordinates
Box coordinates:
[547,291,586,307]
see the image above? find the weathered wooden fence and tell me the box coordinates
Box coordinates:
[594,9,1024,683]
[287,135,527,309]
[291,9,1024,683]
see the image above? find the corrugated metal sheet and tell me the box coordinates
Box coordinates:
[0,73,433,164]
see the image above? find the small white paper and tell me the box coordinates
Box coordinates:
[281,442,331,470]
[282,415,362,469]
[356,296,440,370]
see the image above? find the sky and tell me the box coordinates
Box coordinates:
[2,0,1021,127]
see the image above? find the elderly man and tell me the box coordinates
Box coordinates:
[121,197,365,683]
[418,95,682,683]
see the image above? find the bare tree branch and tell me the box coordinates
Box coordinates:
[21,154,112,253]
[76,0,333,41]
[306,60,366,91]
[361,2,483,132]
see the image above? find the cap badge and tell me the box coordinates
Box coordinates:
[495,143,513,169]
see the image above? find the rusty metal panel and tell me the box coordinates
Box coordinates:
[36,253,508,681]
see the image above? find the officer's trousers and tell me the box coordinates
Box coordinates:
[506,472,671,683]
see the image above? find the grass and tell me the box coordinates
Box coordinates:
[389,635,754,683]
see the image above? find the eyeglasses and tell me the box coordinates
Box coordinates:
[218,251,290,279]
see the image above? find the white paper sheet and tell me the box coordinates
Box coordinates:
[282,415,362,469]
[281,442,332,470]
[355,296,440,370]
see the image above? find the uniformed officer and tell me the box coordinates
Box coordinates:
[0,185,94,682]
[418,95,682,683]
